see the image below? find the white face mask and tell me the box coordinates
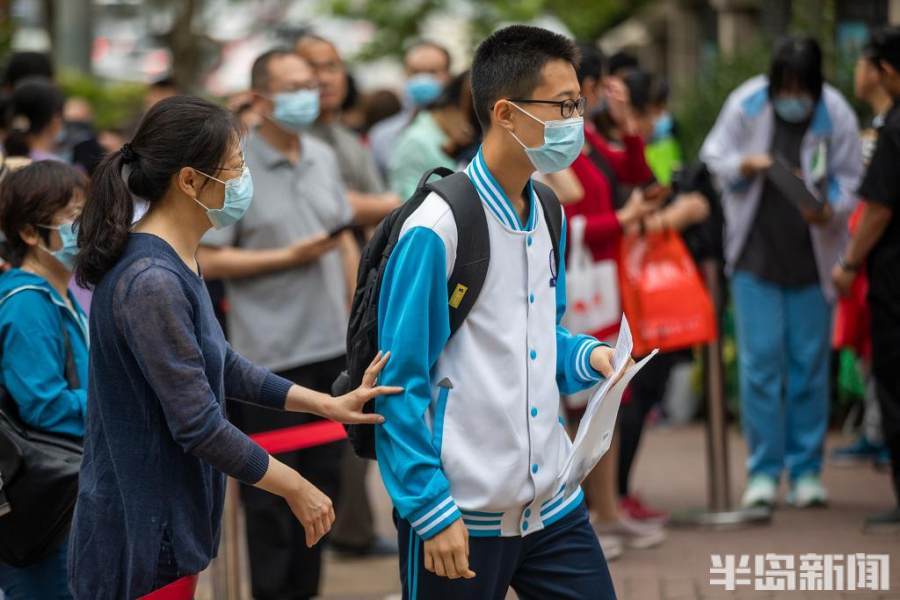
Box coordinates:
[506,102,585,173]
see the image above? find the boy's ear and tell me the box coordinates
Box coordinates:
[493,98,516,132]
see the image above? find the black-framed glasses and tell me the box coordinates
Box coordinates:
[508,96,586,119]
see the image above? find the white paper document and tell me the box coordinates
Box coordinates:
[559,315,658,498]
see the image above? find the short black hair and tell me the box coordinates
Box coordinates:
[3,52,53,88]
[867,26,900,72]
[769,36,824,100]
[623,69,653,113]
[250,48,297,92]
[576,43,605,85]
[607,51,639,77]
[471,25,579,130]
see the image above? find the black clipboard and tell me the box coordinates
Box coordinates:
[765,157,823,213]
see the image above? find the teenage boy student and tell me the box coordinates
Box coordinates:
[374,25,618,599]
[833,26,900,528]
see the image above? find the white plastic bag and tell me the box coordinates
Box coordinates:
[563,215,620,335]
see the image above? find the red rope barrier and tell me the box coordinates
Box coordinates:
[250,421,348,454]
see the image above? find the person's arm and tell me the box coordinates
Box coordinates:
[223,341,400,423]
[339,230,360,307]
[374,224,474,580]
[700,90,760,190]
[196,237,340,281]
[1,295,85,437]
[346,190,401,226]
[553,216,616,393]
[641,192,711,234]
[538,168,584,205]
[116,265,339,544]
[832,201,893,295]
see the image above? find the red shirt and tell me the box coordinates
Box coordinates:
[564,127,652,262]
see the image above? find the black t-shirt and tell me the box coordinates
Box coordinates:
[737,116,819,287]
[858,100,900,302]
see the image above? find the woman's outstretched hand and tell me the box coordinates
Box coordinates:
[321,351,403,424]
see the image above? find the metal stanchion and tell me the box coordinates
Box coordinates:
[670,259,771,528]
[207,478,243,599]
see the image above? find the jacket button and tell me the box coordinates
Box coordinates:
[531,407,538,418]
[529,293,535,304]
[524,508,532,518]
[531,463,539,474]
[527,236,533,247]
[530,349,537,360]
[522,521,529,531]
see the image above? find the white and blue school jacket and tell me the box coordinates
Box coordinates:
[700,75,863,301]
[374,147,605,541]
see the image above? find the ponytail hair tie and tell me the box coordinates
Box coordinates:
[120,143,138,164]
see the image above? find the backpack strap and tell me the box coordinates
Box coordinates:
[426,172,490,337]
[532,180,563,274]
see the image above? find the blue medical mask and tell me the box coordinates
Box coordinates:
[271,89,320,131]
[38,222,78,271]
[773,96,814,123]
[194,166,254,229]
[405,74,443,107]
[652,111,674,142]
[507,102,585,174]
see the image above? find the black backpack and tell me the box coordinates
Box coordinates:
[333,166,562,459]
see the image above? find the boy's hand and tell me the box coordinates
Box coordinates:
[589,345,616,379]
[423,519,476,580]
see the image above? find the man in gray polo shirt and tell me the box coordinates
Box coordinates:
[198,49,357,600]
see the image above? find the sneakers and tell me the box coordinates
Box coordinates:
[830,435,887,467]
[597,534,624,561]
[591,514,666,550]
[741,475,777,509]
[786,474,828,508]
[619,495,669,525]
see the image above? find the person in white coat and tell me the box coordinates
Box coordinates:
[701,36,863,510]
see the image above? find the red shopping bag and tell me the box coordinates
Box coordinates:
[618,230,717,356]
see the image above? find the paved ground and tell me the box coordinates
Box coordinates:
[201,424,899,599]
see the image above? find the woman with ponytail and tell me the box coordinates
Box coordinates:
[68,96,401,600]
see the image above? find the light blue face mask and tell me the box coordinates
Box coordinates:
[405,74,443,107]
[773,95,814,123]
[508,102,585,173]
[272,89,320,131]
[38,222,78,272]
[194,166,254,229]
[652,111,674,142]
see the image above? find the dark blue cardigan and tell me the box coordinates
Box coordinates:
[68,234,293,599]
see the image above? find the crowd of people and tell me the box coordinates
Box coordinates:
[0,17,897,600]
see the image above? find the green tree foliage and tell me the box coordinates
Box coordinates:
[323,0,649,60]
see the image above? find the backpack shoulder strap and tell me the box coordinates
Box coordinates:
[532,180,563,271]
[0,285,79,388]
[426,171,490,337]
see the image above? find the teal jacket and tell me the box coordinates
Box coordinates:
[0,269,88,437]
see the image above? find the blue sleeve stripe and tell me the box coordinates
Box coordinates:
[410,495,454,529]
[416,504,461,538]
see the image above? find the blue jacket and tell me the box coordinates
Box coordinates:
[0,269,88,437]
[375,150,605,541]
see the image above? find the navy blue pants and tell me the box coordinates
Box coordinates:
[396,502,616,600]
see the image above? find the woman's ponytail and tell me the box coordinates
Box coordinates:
[75,149,135,287]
